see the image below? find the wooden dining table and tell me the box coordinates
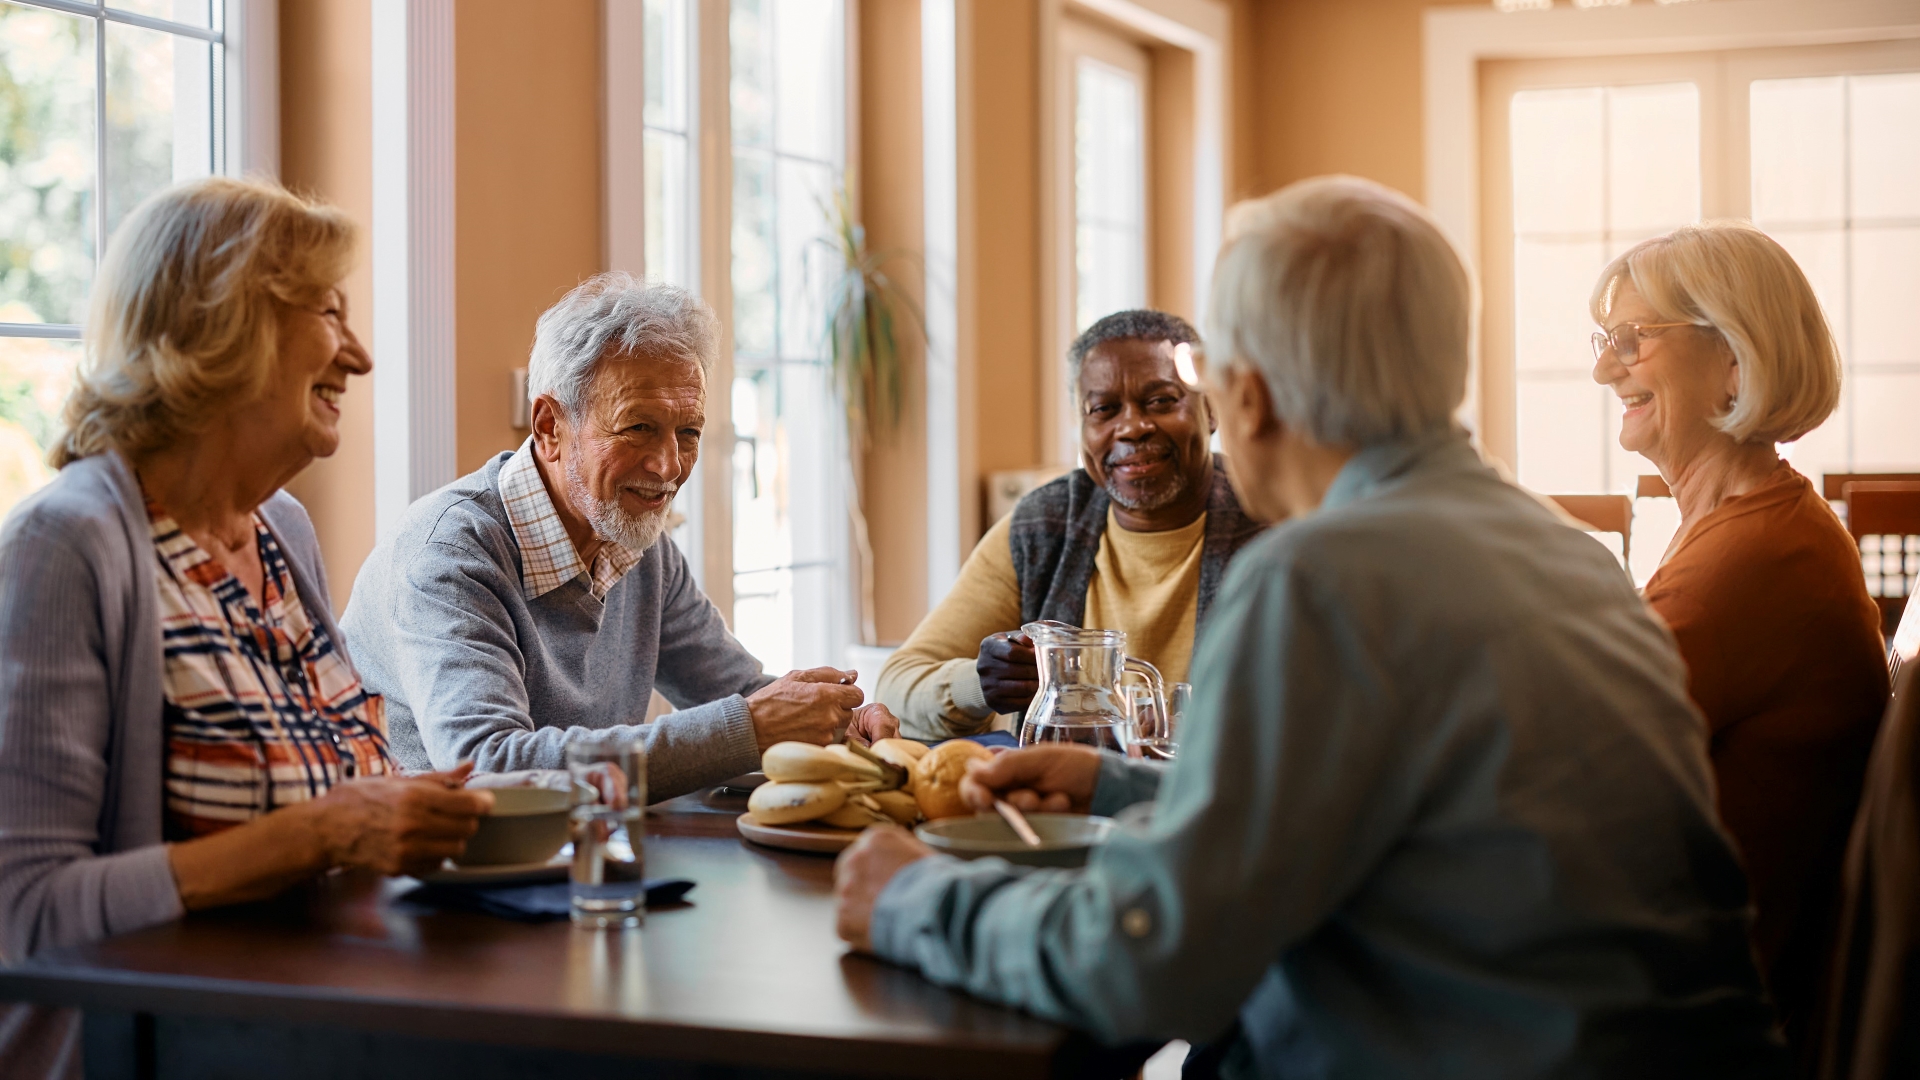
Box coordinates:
[0,788,1110,1080]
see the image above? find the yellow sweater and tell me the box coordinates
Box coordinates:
[876,508,1206,739]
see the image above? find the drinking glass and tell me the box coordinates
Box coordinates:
[566,732,646,928]
[1128,682,1180,761]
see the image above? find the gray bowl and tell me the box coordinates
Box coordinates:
[915,813,1116,868]
[456,786,573,867]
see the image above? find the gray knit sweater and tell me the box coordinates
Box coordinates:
[340,452,770,797]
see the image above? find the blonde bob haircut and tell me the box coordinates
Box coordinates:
[53,176,357,468]
[1589,221,1839,445]
[1205,175,1473,447]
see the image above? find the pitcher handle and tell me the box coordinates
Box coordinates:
[1120,655,1169,746]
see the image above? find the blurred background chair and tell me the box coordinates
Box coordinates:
[1815,591,1920,1080]
[1547,494,1633,567]
[1841,481,1920,640]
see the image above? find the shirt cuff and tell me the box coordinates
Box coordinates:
[1089,752,1164,817]
[946,660,994,720]
[868,852,970,965]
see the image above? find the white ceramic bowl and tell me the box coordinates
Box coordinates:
[455,786,573,867]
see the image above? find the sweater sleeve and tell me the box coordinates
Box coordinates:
[0,505,182,961]
[380,537,759,798]
[875,515,1025,739]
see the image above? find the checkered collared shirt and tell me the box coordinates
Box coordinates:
[497,438,643,601]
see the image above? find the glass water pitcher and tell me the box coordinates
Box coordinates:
[1018,621,1168,756]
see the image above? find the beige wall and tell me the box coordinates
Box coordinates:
[454,0,604,475]
[279,0,374,613]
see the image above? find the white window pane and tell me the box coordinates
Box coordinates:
[0,4,96,326]
[1513,238,1605,374]
[107,0,210,29]
[1766,228,1848,356]
[773,0,840,162]
[1850,73,1920,220]
[1782,409,1848,488]
[1606,82,1699,232]
[643,0,689,131]
[732,567,793,675]
[1074,58,1144,333]
[786,565,834,669]
[1852,227,1920,366]
[1751,77,1845,224]
[1077,225,1144,333]
[729,0,771,148]
[1854,372,1920,469]
[644,130,689,288]
[731,150,775,358]
[104,22,212,243]
[1511,88,1603,236]
[731,368,786,571]
[778,363,836,566]
[775,157,834,360]
[1518,378,1605,493]
[0,336,77,520]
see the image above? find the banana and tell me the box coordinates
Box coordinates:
[819,800,887,829]
[747,780,846,825]
[761,742,882,783]
[862,789,921,826]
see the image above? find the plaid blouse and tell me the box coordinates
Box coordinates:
[150,504,392,840]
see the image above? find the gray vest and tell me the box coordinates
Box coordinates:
[1006,455,1265,634]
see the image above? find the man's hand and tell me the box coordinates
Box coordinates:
[835,825,934,953]
[313,762,495,877]
[976,631,1040,714]
[748,667,865,751]
[958,744,1103,814]
[848,702,900,745]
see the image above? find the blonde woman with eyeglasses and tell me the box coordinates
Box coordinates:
[1589,221,1887,1053]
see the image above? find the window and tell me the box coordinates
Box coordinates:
[643,0,693,292]
[1073,55,1146,333]
[726,0,848,674]
[0,0,225,518]
[1484,43,1920,501]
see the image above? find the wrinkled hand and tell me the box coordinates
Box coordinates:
[314,762,495,877]
[976,632,1039,714]
[748,667,866,751]
[835,824,934,953]
[959,744,1102,814]
[847,702,900,745]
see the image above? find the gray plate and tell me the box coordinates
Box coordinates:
[915,813,1116,867]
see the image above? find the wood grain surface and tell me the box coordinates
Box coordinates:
[0,789,1080,1079]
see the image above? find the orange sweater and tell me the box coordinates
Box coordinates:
[1644,462,1888,1040]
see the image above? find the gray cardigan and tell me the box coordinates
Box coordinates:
[340,452,769,798]
[0,452,342,961]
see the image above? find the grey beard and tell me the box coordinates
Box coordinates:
[565,455,673,555]
[1105,470,1187,512]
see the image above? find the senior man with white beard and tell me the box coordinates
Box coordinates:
[343,274,894,799]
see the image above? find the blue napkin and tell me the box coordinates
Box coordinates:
[400,878,695,922]
[955,731,1019,750]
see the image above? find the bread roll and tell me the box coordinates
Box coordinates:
[912,740,993,820]
[748,780,846,825]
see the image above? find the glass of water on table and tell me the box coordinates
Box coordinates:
[1128,681,1189,761]
[567,731,646,928]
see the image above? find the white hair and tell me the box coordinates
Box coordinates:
[526,272,717,417]
[1590,222,1840,445]
[1204,175,1473,447]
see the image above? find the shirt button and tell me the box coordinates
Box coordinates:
[1121,908,1152,939]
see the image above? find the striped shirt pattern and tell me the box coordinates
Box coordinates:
[497,437,642,601]
[152,506,391,840]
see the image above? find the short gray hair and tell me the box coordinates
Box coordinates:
[526,272,718,416]
[1205,175,1472,447]
[1067,309,1201,393]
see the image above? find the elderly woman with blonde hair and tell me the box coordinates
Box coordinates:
[831,177,1786,1077]
[1589,223,1889,1047]
[0,177,491,1078]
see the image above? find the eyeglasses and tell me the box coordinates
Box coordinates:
[1590,321,1697,365]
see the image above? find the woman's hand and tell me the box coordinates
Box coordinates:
[958,744,1103,814]
[312,763,495,877]
[847,702,900,745]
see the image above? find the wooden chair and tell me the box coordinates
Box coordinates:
[1842,482,1920,639]
[1547,494,1633,565]
[1636,474,1672,499]
[1825,473,1920,501]
[1814,656,1920,1080]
